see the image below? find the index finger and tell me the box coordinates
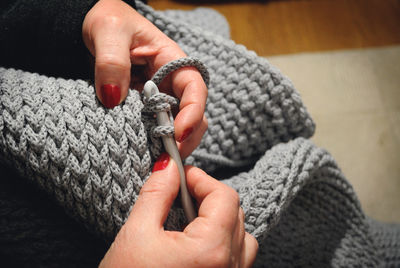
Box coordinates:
[184,166,240,236]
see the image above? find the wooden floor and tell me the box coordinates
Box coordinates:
[148,0,400,56]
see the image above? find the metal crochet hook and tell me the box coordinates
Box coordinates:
[143,80,197,223]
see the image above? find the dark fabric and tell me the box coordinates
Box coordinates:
[0,0,142,266]
[0,0,137,80]
[0,164,109,268]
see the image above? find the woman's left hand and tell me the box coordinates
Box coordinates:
[82,0,208,157]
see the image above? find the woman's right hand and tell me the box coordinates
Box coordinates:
[99,153,259,268]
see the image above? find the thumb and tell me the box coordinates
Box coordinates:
[127,153,180,229]
[92,21,131,108]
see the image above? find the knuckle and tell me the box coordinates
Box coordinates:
[92,15,125,32]
[239,207,245,222]
[204,82,208,98]
[193,237,231,268]
[202,116,208,129]
[253,236,259,251]
[96,54,131,71]
[247,233,259,252]
[226,187,240,207]
[205,247,230,268]
[139,180,168,198]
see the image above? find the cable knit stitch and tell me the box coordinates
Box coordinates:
[1,6,399,267]
[0,69,150,238]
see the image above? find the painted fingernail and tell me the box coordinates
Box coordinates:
[152,152,170,172]
[177,128,193,143]
[100,84,121,108]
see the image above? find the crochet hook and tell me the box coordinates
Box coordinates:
[143,80,197,223]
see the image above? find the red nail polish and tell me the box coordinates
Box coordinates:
[152,152,170,172]
[100,84,121,108]
[177,128,193,143]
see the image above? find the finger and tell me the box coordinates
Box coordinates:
[184,166,240,236]
[230,207,246,266]
[126,153,180,229]
[241,233,259,268]
[172,66,208,143]
[148,45,208,143]
[236,208,246,251]
[92,18,132,108]
[177,115,208,159]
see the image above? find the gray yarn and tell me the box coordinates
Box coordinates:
[135,2,316,172]
[1,6,399,267]
[143,56,210,153]
[151,57,210,86]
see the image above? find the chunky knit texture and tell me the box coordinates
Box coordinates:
[135,3,315,171]
[162,7,231,39]
[222,138,400,267]
[0,69,151,238]
[1,5,399,267]
[0,3,315,238]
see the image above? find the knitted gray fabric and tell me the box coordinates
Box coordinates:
[0,69,150,238]
[134,3,315,171]
[222,138,400,267]
[162,7,231,39]
[1,6,399,267]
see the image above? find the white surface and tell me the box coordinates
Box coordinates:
[268,46,400,223]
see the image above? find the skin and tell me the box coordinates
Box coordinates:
[99,158,259,268]
[82,0,208,158]
[83,1,259,266]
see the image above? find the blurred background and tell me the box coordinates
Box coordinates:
[148,0,400,223]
